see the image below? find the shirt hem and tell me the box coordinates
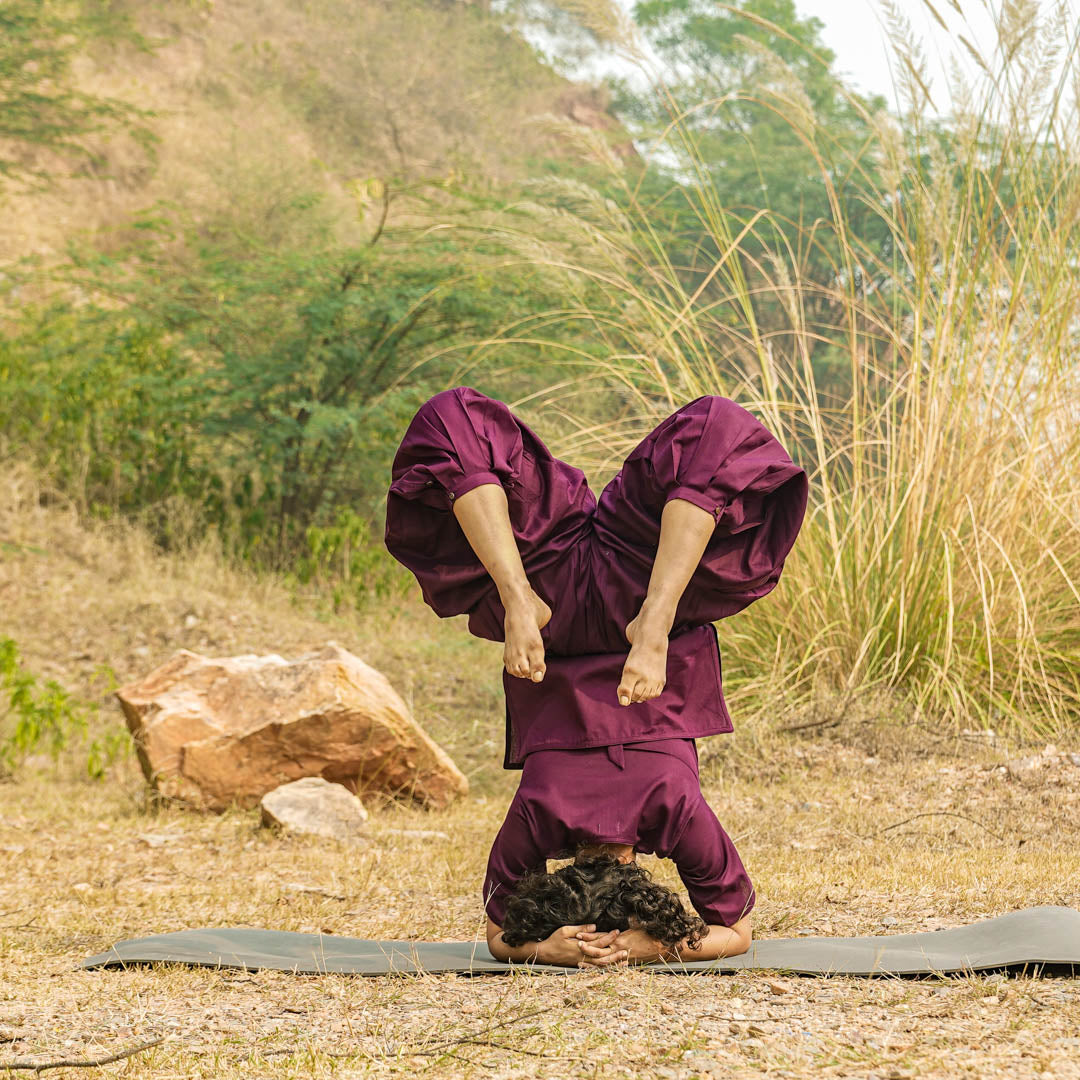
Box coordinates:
[502,623,733,769]
[506,726,730,770]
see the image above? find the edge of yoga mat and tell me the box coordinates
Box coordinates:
[82,905,1080,977]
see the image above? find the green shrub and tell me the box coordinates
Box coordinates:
[293,507,413,612]
[0,636,126,779]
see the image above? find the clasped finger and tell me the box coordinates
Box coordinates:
[579,950,629,967]
[576,930,618,945]
[578,942,614,958]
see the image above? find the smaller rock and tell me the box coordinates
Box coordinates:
[1006,755,1043,779]
[766,978,792,995]
[261,777,369,843]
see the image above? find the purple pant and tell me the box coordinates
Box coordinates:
[385,387,808,765]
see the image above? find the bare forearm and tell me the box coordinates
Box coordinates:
[487,919,599,967]
[487,931,542,964]
[673,917,752,962]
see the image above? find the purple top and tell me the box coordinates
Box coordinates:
[385,388,809,768]
[483,739,755,928]
[501,624,731,767]
[383,390,797,933]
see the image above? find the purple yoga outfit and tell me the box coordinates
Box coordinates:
[481,739,756,927]
[384,387,807,927]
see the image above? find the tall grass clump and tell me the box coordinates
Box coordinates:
[457,0,1080,738]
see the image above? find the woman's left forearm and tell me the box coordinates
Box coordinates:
[487,931,541,964]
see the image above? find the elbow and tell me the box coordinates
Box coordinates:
[488,940,511,963]
[681,916,752,962]
[486,918,508,961]
[727,916,752,956]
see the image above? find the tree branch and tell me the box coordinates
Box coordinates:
[2,1036,164,1072]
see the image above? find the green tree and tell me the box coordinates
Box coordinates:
[1,180,589,563]
[612,0,890,394]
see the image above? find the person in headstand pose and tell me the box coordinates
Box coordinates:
[385,387,808,968]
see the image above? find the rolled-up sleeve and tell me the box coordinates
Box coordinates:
[651,396,807,535]
[669,797,755,926]
[387,387,528,511]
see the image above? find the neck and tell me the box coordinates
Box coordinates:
[577,842,635,864]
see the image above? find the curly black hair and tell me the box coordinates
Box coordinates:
[500,853,707,951]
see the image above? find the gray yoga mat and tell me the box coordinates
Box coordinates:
[83,906,1080,977]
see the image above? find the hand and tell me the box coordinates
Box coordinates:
[607,927,671,965]
[533,924,614,968]
[574,928,629,968]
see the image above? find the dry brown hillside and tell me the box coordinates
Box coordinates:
[0,0,634,262]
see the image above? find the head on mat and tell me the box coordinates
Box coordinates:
[499,848,707,952]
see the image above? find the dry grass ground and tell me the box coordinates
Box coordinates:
[2,469,1080,1078]
[4,734,1079,1079]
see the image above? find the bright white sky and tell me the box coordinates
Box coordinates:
[590,0,1078,115]
[794,0,1000,108]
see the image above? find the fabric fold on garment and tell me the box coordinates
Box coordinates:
[502,624,731,768]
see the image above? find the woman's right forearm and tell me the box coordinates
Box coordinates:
[487,919,604,966]
[675,917,752,962]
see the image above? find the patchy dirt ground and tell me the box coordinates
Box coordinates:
[3,730,1079,1080]
[3,463,1079,1077]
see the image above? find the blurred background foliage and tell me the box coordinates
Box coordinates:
[1,0,1077,755]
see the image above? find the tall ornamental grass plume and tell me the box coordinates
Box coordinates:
[451,0,1080,738]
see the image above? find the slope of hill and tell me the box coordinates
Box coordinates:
[0,0,633,261]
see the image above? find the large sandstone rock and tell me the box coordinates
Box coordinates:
[116,644,468,811]
[260,777,369,843]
